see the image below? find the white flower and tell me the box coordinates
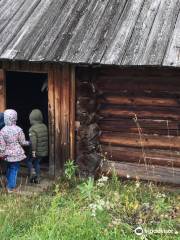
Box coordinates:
[97,176,108,183]
[135,182,140,188]
[156,193,166,198]
[97,182,105,187]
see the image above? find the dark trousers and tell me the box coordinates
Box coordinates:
[26,157,41,177]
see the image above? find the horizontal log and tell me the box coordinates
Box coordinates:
[101,146,180,167]
[100,133,180,150]
[99,95,180,107]
[99,119,179,129]
[101,161,180,184]
[100,91,180,99]
[99,106,180,120]
[98,67,180,78]
[100,128,178,136]
[96,78,180,93]
[99,120,179,135]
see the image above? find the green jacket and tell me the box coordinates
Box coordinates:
[29,109,48,157]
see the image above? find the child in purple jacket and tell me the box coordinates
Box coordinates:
[0,109,29,193]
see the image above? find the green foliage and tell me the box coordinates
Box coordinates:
[77,177,94,200]
[0,179,179,240]
[64,159,77,181]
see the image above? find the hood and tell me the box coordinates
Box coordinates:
[29,109,43,125]
[0,112,5,130]
[4,109,17,126]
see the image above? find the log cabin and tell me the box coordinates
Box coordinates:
[0,0,180,184]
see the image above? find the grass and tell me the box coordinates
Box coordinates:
[0,177,179,240]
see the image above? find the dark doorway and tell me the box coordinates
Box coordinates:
[6,71,49,171]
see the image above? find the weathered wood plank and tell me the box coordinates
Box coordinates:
[102,161,180,184]
[100,132,180,150]
[68,0,110,63]
[46,0,93,61]
[122,0,161,65]
[54,66,62,175]
[1,0,53,60]
[61,0,106,62]
[140,0,180,65]
[102,0,144,64]
[102,146,180,168]
[32,0,78,61]
[164,10,180,67]
[16,0,69,61]
[0,61,50,72]
[0,0,24,34]
[61,64,71,167]
[70,66,75,160]
[88,0,127,63]
[48,67,55,176]
[0,0,41,56]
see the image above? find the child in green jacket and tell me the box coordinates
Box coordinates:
[27,109,48,183]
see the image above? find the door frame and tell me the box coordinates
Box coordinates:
[0,62,75,177]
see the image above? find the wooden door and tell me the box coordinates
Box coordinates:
[0,70,6,111]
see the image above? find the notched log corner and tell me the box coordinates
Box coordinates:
[76,71,102,177]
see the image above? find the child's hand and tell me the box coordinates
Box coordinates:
[32,151,36,158]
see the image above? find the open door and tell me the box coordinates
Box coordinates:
[0,70,6,111]
[6,71,49,175]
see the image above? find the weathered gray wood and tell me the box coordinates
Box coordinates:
[0,0,180,66]
[122,0,161,65]
[60,0,103,62]
[46,0,94,61]
[0,0,41,56]
[76,0,127,63]
[164,11,180,67]
[64,0,110,63]
[102,0,144,65]
[0,0,24,34]
[88,0,127,64]
[16,0,68,60]
[1,0,53,60]
[32,0,78,61]
[140,0,180,65]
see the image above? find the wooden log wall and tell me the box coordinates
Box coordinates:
[76,67,101,176]
[95,67,180,184]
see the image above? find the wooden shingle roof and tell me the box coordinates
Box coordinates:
[0,0,180,66]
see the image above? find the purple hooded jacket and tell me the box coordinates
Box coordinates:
[0,109,29,162]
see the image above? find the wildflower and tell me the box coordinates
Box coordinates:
[96,182,105,187]
[97,175,108,187]
[98,176,108,183]
[135,181,140,188]
[127,174,130,179]
[156,193,166,198]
